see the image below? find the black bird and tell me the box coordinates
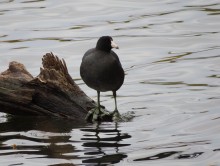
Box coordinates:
[80,36,124,121]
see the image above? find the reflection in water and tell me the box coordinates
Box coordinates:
[81,123,130,165]
[0,116,82,162]
[0,116,131,165]
[134,151,181,161]
[177,152,204,159]
[133,151,205,161]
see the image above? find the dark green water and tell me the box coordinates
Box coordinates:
[0,0,220,165]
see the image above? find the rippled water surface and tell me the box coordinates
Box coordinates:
[1,0,220,165]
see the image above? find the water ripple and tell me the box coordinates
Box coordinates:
[1,0,220,165]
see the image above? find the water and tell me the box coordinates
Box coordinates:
[1,0,220,165]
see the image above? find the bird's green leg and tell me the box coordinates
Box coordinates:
[92,90,101,121]
[97,91,111,119]
[85,91,100,122]
[85,91,110,122]
[112,91,121,121]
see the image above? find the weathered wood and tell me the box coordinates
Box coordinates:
[0,53,109,121]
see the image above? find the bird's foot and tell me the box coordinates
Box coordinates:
[112,109,122,122]
[85,107,99,122]
[85,106,111,122]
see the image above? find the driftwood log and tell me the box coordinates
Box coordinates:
[0,53,111,122]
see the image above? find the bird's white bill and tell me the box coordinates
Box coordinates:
[111,41,119,49]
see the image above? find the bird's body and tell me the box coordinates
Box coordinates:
[80,36,124,121]
[80,48,124,92]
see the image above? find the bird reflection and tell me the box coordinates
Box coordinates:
[81,122,131,165]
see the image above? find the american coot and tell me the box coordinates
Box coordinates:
[80,36,124,121]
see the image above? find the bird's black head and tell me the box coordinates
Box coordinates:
[96,36,119,52]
